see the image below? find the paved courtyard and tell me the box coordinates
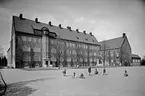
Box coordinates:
[1,66,145,96]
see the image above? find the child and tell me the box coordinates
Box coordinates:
[103,68,106,75]
[95,68,98,75]
[80,73,85,79]
[72,72,76,78]
[88,67,91,76]
[124,70,128,77]
[62,69,66,76]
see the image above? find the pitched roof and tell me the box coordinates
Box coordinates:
[131,54,141,59]
[13,16,99,45]
[99,37,125,50]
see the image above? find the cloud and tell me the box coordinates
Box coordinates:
[74,17,85,23]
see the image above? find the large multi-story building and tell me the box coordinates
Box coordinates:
[99,33,132,66]
[7,14,100,68]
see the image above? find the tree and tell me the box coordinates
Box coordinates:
[0,57,1,66]
[17,36,35,68]
[141,59,145,66]
[27,41,35,68]
[76,44,85,66]
[0,45,4,57]
[55,39,65,67]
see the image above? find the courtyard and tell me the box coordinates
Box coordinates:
[1,66,145,96]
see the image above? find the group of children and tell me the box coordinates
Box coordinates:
[62,67,129,79]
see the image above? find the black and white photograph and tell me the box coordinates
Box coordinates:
[0,0,145,96]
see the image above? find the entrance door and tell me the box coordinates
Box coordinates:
[46,61,48,67]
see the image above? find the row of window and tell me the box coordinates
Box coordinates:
[22,45,41,52]
[23,56,41,61]
[133,59,140,63]
[50,56,99,62]
[100,50,119,57]
[51,48,99,56]
[89,46,100,50]
[50,39,99,50]
[21,36,41,43]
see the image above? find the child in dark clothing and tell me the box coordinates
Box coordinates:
[124,70,128,77]
[103,68,106,75]
[88,67,91,76]
[62,69,66,76]
[79,73,85,79]
[95,68,98,75]
[72,72,76,78]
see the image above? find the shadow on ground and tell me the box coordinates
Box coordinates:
[4,78,55,96]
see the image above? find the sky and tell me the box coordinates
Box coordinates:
[0,0,145,58]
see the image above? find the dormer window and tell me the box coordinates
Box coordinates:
[85,38,88,41]
[76,36,79,39]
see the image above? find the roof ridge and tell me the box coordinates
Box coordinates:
[99,36,123,43]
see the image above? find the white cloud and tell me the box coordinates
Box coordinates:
[74,17,84,23]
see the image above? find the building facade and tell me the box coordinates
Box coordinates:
[8,14,100,68]
[131,54,141,66]
[99,33,132,66]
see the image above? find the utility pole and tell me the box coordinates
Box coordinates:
[103,40,106,67]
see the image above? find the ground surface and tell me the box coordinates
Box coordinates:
[1,66,145,96]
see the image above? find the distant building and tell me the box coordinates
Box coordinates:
[99,33,132,66]
[8,14,100,68]
[131,54,141,66]
[7,48,11,67]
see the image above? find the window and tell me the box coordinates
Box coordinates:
[34,48,41,52]
[67,50,70,54]
[33,38,37,42]
[34,56,41,61]
[51,39,54,44]
[21,36,26,41]
[38,38,41,43]
[60,41,64,45]
[23,56,30,61]
[72,43,75,47]
[94,52,97,56]
[89,52,92,56]
[85,58,88,62]
[69,43,72,47]
[23,45,30,51]
[110,50,113,57]
[72,50,76,54]
[66,42,69,47]
[90,58,92,62]
[80,58,83,62]
[51,48,56,53]
[70,50,72,54]
[94,58,97,62]
[67,57,71,61]
[28,37,32,42]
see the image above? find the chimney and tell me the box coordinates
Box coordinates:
[67,26,72,31]
[49,21,52,26]
[19,14,23,19]
[123,33,126,38]
[90,32,92,36]
[76,29,79,33]
[35,18,39,23]
[59,24,62,29]
[83,31,86,34]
